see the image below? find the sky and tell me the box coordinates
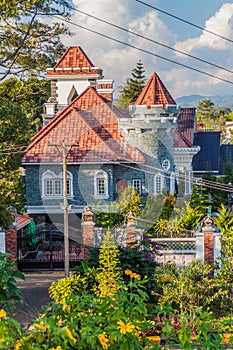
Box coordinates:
[59,0,233,99]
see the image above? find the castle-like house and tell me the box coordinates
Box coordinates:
[22,46,199,223]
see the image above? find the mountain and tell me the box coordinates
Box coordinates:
[176,94,233,109]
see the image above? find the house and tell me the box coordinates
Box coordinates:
[22,46,200,225]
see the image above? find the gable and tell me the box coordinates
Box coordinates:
[22,87,145,164]
[46,46,102,77]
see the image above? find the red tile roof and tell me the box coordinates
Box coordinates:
[22,87,145,164]
[135,72,176,108]
[46,46,102,76]
[16,215,33,231]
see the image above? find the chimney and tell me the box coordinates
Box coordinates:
[97,79,114,102]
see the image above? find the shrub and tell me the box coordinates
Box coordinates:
[0,253,24,311]
[49,274,88,305]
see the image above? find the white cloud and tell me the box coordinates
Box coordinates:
[175,3,233,53]
[57,1,233,99]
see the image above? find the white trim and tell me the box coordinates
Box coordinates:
[154,173,165,195]
[94,170,109,198]
[41,170,73,198]
[170,172,176,194]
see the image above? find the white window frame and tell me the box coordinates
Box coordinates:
[170,172,176,194]
[162,159,170,171]
[94,170,109,198]
[132,179,142,195]
[42,170,73,198]
[154,173,165,195]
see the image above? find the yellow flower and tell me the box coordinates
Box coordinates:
[124,269,140,279]
[161,275,173,281]
[34,321,50,332]
[15,340,21,350]
[51,347,63,350]
[0,310,6,319]
[131,272,141,280]
[65,328,77,343]
[117,320,135,334]
[124,269,133,276]
[98,333,109,349]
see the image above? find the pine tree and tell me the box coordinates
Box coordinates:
[116,60,146,109]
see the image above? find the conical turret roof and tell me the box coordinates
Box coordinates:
[135,72,176,108]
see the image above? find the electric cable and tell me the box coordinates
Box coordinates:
[135,0,233,44]
[55,3,233,75]
[52,14,233,86]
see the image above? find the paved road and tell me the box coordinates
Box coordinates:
[14,272,64,326]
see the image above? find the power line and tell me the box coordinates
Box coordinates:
[135,0,233,44]
[52,14,233,86]
[58,3,233,75]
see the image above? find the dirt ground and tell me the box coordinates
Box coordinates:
[14,272,64,326]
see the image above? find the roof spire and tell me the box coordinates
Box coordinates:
[135,72,176,108]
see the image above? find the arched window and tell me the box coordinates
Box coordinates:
[94,170,108,198]
[42,170,73,197]
[170,172,176,194]
[154,173,164,195]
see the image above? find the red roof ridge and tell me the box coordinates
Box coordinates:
[53,46,95,69]
[135,71,176,108]
[23,87,125,158]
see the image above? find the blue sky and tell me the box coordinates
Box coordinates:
[59,1,233,99]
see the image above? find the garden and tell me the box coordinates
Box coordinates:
[1,213,233,349]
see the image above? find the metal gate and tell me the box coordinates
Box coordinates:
[17,223,85,271]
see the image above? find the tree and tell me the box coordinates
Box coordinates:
[196,99,215,126]
[0,0,73,80]
[0,97,30,208]
[0,77,50,133]
[116,60,146,109]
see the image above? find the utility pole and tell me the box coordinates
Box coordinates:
[62,141,69,277]
[49,141,70,277]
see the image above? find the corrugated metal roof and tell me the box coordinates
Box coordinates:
[192,131,221,172]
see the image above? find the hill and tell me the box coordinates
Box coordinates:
[176,94,233,109]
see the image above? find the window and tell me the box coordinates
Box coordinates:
[94,170,108,197]
[154,173,164,195]
[132,179,142,195]
[42,170,73,197]
[162,159,170,171]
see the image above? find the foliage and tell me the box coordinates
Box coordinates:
[153,261,233,316]
[0,310,26,349]
[116,60,146,109]
[0,0,73,80]
[11,274,159,350]
[0,202,13,229]
[49,274,89,305]
[153,202,203,237]
[159,305,233,349]
[0,96,30,208]
[0,77,50,133]
[94,187,142,228]
[0,253,24,312]
[95,230,122,297]
[196,99,215,124]
[214,203,233,234]
[137,194,165,233]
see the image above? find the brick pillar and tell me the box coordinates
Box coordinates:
[81,206,95,259]
[204,231,214,264]
[196,216,219,265]
[5,228,17,262]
